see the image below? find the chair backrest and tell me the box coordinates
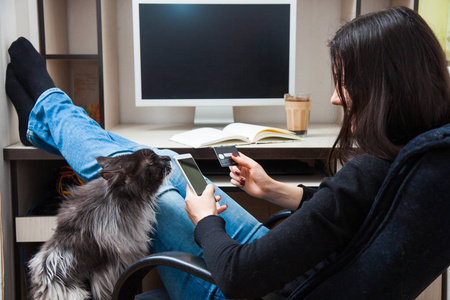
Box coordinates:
[289,125,450,300]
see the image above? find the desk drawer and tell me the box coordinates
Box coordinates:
[16,216,57,242]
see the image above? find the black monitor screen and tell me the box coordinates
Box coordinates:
[138,4,290,100]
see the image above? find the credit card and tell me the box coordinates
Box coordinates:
[213,146,239,167]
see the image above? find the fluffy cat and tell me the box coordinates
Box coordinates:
[28,148,172,300]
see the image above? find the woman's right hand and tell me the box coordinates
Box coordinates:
[229,152,304,210]
[229,152,274,200]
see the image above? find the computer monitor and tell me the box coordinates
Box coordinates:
[132,0,297,125]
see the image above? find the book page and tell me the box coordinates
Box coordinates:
[170,127,249,148]
[223,123,269,141]
[223,123,297,142]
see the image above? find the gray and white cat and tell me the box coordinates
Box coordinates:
[29,148,172,300]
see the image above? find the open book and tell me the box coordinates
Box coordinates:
[170,123,302,148]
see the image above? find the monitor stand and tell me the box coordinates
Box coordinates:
[193,106,234,127]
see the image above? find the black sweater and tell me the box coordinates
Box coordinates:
[194,155,391,299]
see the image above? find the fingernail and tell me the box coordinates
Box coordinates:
[240,178,246,183]
[232,153,237,157]
[235,170,241,175]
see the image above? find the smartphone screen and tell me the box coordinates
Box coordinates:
[175,155,208,195]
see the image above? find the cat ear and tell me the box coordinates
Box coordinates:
[99,169,129,185]
[97,156,113,170]
[97,156,124,172]
[97,156,124,182]
[99,170,116,180]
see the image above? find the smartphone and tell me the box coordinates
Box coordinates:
[174,153,208,196]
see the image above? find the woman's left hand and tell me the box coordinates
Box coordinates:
[185,184,228,226]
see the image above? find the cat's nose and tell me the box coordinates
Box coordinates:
[159,156,172,168]
[161,159,172,177]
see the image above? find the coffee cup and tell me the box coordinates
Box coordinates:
[284,93,311,136]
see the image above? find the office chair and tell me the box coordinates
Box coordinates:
[113,124,450,300]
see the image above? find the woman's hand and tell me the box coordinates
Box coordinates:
[230,152,303,210]
[229,152,274,199]
[185,184,228,226]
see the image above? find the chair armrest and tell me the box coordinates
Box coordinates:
[112,251,214,300]
[262,209,292,229]
[113,210,291,299]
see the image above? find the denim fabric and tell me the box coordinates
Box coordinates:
[27,88,269,300]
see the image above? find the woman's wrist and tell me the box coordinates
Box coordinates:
[263,179,303,210]
[260,177,281,200]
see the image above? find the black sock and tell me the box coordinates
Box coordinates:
[5,64,34,146]
[8,37,55,101]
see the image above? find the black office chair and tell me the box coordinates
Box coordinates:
[113,124,450,300]
[112,209,292,300]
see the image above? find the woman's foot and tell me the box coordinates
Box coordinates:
[8,37,55,101]
[5,64,34,146]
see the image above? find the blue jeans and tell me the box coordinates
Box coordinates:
[27,88,269,299]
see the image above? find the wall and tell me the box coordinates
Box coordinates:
[418,0,450,60]
[116,0,341,125]
[1,2,18,298]
[0,0,40,298]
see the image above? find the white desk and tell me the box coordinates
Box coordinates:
[109,123,339,150]
[5,123,339,188]
[5,123,339,249]
[4,123,340,161]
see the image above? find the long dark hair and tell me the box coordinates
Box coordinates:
[328,6,450,169]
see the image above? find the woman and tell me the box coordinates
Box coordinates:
[185,6,450,298]
[6,6,450,300]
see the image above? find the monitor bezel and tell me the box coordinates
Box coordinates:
[132,0,297,107]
